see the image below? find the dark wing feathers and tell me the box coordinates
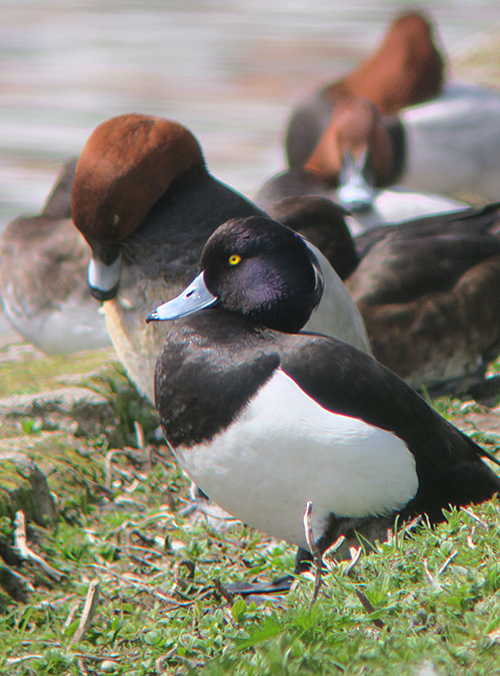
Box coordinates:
[351,205,500,304]
[278,333,500,517]
[355,202,500,261]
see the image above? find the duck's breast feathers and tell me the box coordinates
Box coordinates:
[175,365,418,548]
[154,310,281,448]
[72,114,205,249]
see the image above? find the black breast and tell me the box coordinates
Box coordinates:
[154,309,280,447]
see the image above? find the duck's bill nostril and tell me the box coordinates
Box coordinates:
[145,271,218,323]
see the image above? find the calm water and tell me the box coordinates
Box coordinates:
[0,0,499,231]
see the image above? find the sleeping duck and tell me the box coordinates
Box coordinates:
[71,113,371,401]
[269,196,500,393]
[147,215,500,577]
[285,9,444,167]
[283,9,500,211]
[0,158,111,353]
[284,84,500,214]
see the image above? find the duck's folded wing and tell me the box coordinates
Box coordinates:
[278,333,500,514]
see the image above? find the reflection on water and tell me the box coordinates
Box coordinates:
[0,0,499,231]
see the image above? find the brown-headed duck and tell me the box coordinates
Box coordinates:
[71,114,371,401]
[281,11,500,213]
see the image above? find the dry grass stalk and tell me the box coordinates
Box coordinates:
[69,578,100,645]
[303,501,323,609]
[14,511,64,581]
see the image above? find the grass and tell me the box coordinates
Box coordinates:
[1,458,500,675]
[0,343,117,399]
[0,349,499,674]
[0,343,500,675]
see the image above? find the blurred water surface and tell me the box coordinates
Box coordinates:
[0,0,499,231]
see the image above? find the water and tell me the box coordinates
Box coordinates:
[0,0,499,229]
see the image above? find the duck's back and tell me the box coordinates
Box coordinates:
[0,158,110,353]
[400,82,500,199]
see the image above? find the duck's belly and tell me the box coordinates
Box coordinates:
[174,370,418,550]
[1,285,111,354]
[400,82,500,200]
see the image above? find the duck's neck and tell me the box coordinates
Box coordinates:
[121,167,264,282]
[155,309,279,448]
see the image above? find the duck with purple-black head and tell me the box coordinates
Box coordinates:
[147,215,500,583]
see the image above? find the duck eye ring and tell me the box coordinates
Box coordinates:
[229,255,241,265]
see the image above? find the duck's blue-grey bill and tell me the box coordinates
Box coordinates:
[146,272,218,323]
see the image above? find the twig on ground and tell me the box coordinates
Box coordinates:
[104,450,121,490]
[213,578,235,605]
[344,546,363,577]
[70,578,100,646]
[62,600,81,633]
[423,558,435,585]
[423,549,457,589]
[438,549,458,576]
[354,589,385,629]
[90,564,178,604]
[303,501,323,609]
[462,508,488,529]
[134,421,145,450]
[5,654,44,665]
[321,536,347,574]
[72,654,120,662]
[14,511,64,581]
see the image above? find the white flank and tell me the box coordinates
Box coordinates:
[302,241,373,356]
[1,282,111,354]
[345,188,467,234]
[175,369,418,550]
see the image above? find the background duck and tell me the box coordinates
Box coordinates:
[287,83,500,214]
[71,113,371,401]
[0,158,111,354]
[272,196,500,394]
[147,215,500,575]
[285,10,444,169]
[283,9,500,212]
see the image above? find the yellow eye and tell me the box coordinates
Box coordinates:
[229,254,241,266]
